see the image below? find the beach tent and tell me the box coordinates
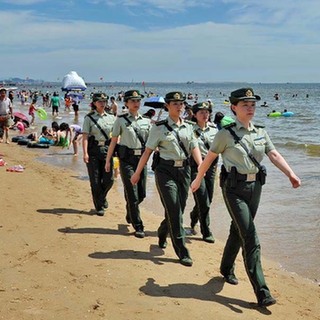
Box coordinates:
[61,71,87,91]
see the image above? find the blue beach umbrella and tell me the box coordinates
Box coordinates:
[144,96,166,108]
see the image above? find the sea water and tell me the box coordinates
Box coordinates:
[13,82,320,282]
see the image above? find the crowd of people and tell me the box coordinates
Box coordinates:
[1,86,302,308]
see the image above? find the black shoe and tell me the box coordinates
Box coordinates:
[158,238,167,249]
[179,256,193,267]
[258,296,277,307]
[223,274,238,285]
[96,209,105,216]
[103,200,108,209]
[203,234,215,243]
[134,229,145,238]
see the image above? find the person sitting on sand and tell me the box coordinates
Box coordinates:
[38,125,55,145]
[56,122,70,148]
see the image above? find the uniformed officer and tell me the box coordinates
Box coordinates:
[189,102,218,243]
[191,88,301,307]
[105,90,151,238]
[131,91,202,267]
[82,93,115,216]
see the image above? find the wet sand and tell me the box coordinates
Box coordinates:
[0,142,319,319]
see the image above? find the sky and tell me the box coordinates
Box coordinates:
[1,0,320,83]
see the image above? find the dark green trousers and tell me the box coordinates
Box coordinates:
[190,162,216,237]
[119,156,147,231]
[86,155,113,211]
[155,162,191,260]
[221,179,272,302]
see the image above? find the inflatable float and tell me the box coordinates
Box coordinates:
[27,142,50,149]
[282,111,294,117]
[267,112,281,117]
[17,139,32,146]
[12,135,26,143]
[37,108,48,120]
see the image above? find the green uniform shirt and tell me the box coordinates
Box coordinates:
[210,119,275,174]
[112,112,151,148]
[146,116,198,160]
[192,122,218,158]
[82,110,115,142]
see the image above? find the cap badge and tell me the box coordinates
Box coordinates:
[246,90,253,97]
[132,91,139,97]
[173,92,181,99]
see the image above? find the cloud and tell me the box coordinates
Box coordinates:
[1,1,320,82]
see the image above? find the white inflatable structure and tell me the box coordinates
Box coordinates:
[61,71,87,91]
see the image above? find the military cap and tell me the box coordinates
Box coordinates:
[0,87,7,92]
[164,91,186,103]
[92,92,109,102]
[229,88,261,105]
[124,90,144,101]
[192,101,212,114]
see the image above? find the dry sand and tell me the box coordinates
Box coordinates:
[0,142,319,320]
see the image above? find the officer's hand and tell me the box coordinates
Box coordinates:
[131,173,140,185]
[290,174,301,188]
[191,178,200,192]
[105,161,111,172]
[83,154,89,164]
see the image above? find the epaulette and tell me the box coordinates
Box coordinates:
[223,122,236,129]
[254,124,265,129]
[118,113,128,118]
[185,120,196,125]
[208,123,217,128]
[155,120,168,126]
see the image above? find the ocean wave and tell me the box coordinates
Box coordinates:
[276,142,320,157]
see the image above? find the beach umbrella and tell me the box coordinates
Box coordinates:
[144,96,165,109]
[66,92,85,100]
[13,112,29,122]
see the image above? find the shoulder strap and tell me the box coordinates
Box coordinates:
[225,126,263,170]
[122,114,146,148]
[195,128,210,150]
[87,114,109,140]
[164,122,189,158]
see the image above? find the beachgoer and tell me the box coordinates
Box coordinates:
[0,88,13,144]
[110,96,118,116]
[50,92,60,117]
[28,99,38,125]
[130,91,202,266]
[70,124,83,156]
[72,95,80,117]
[143,108,156,123]
[191,87,301,307]
[213,111,235,130]
[64,94,72,112]
[105,90,151,238]
[38,126,55,145]
[82,93,115,216]
[56,122,70,148]
[189,102,218,243]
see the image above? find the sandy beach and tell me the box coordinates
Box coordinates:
[0,142,319,320]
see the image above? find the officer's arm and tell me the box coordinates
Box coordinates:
[82,133,89,163]
[131,148,153,185]
[191,146,202,166]
[267,149,301,188]
[191,150,218,192]
[105,137,119,171]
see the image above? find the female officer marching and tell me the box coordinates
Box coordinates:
[189,102,218,243]
[191,88,301,307]
[131,91,202,267]
[82,93,115,216]
[105,90,151,238]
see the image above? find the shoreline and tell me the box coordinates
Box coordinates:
[0,143,319,319]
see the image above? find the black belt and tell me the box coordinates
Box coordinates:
[159,157,190,168]
[227,172,258,182]
[126,148,144,156]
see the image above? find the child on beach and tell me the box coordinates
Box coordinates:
[70,124,83,156]
[28,99,38,125]
[38,126,55,145]
[56,122,70,148]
